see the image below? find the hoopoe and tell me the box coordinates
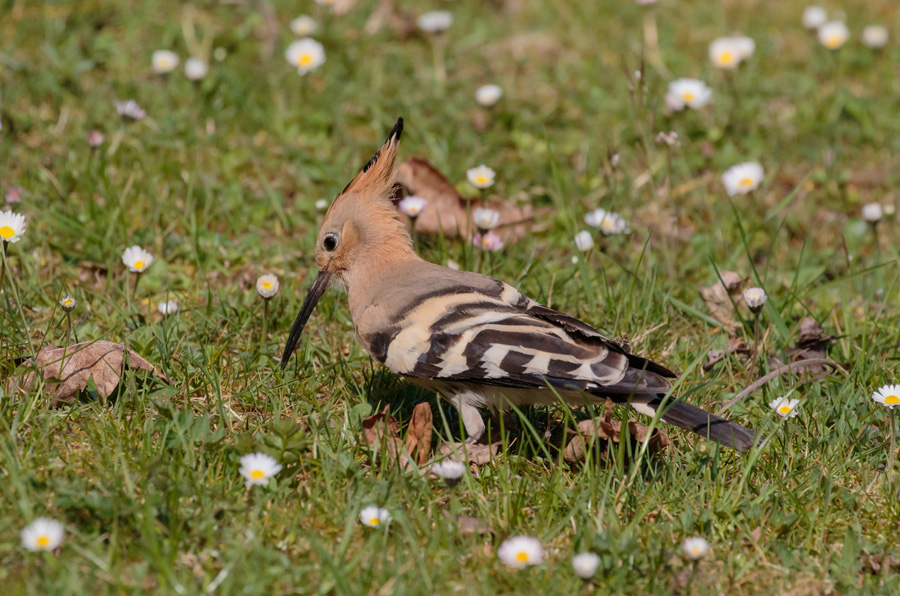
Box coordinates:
[282,118,758,452]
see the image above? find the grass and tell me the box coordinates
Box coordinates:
[2,0,900,593]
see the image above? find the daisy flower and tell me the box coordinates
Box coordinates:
[572,552,601,579]
[862,26,888,49]
[743,287,767,310]
[60,296,76,311]
[472,231,504,251]
[0,210,26,243]
[122,245,153,273]
[158,300,178,316]
[290,15,317,37]
[655,131,679,146]
[151,50,179,74]
[472,207,500,231]
[598,213,630,236]
[584,208,608,228]
[497,536,544,568]
[467,165,496,190]
[722,162,764,196]
[184,58,209,81]
[285,38,326,75]
[417,11,453,33]
[447,259,461,271]
[239,452,282,487]
[683,537,710,560]
[315,199,329,210]
[475,84,503,106]
[574,231,594,252]
[5,187,22,204]
[862,203,883,223]
[359,506,392,528]
[86,130,105,147]
[770,397,801,418]
[397,196,428,218]
[21,518,64,552]
[114,100,147,121]
[256,274,280,299]
[818,21,849,50]
[431,460,466,486]
[709,36,755,69]
[872,384,900,408]
[665,79,712,111]
[802,6,828,30]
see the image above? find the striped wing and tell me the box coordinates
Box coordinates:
[364,279,674,396]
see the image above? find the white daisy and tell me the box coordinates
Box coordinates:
[122,245,153,273]
[256,274,280,299]
[397,196,428,218]
[722,162,764,196]
[584,208,608,228]
[285,38,326,75]
[862,26,889,49]
[151,50,179,74]
[0,210,26,243]
[683,537,710,560]
[184,58,209,81]
[574,231,594,252]
[21,518,64,552]
[572,552,601,579]
[359,506,392,528]
[417,11,453,34]
[595,212,630,236]
[60,296,76,311]
[743,287,767,310]
[447,259,461,271]
[158,300,178,316]
[475,84,503,107]
[709,36,755,69]
[872,384,900,409]
[86,130,105,147]
[239,452,282,488]
[472,231,504,251]
[862,203,883,223]
[431,460,466,484]
[290,15,317,37]
[770,397,801,418]
[818,21,849,50]
[802,6,828,30]
[467,165,496,190]
[472,207,500,231]
[665,79,712,111]
[114,99,147,120]
[497,536,544,568]
[315,199,329,210]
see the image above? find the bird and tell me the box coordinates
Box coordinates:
[281,118,758,452]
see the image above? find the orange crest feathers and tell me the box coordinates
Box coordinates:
[328,118,404,213]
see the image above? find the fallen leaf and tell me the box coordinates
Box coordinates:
[394,157,545,244]
[12,341,168,405]
[703,338,752,371]
[564,401,670,464]
[362,406,403,459]
[442,511,494,536]
[404,402,433,466]
[437,441,501,466]
[859,552,900,575]
[363,0,417,37]
[699,270,744,329]
[786,317,837,380]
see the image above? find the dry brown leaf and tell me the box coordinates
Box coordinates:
[437,441,501,465]
[12,341,168,405]
[403,402,433,466]
[564,401,670,464]
[785,317,836,380]
[362,406,402,459]
[394,157,545,243]
[703,338,752,371]
[859,552,900,575]
[442,511,494,536]
[699,270,744,329]
[363,0,417,37]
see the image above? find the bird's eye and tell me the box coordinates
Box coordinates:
[323,234,338,252]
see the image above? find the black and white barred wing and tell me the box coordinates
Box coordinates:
[369,281,673,396]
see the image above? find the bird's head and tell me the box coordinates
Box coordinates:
[281,118,409,369]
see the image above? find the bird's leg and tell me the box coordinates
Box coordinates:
[449,394,485,444]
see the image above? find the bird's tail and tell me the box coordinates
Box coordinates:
[642,396,759,452]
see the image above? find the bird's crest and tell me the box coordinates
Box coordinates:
[327,118,403,216]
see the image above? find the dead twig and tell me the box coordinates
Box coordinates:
[717,358,848,413]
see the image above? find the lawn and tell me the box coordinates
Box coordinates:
[2,0,900,594]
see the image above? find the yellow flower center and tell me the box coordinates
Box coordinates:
[885,395,900,405]
[739,177,754,188]
[369,518,380,526]
[682,92,695,102]
[825,36,843,48]
[515,551,529,563]
[778,406,792,415]
[37,536,50,548]
[250,469,265,479]
[298,54,313,67]
[262,283,272,290]
[602,218,612,227]
[475,176,489,185]
[64,299,73,306]
[691,547,700,555]
[160,58,173,69]
[717,51,736,66]
[133,260,144,270]
[0,225,15,239]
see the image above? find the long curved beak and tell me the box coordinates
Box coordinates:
[280,270,332,370]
